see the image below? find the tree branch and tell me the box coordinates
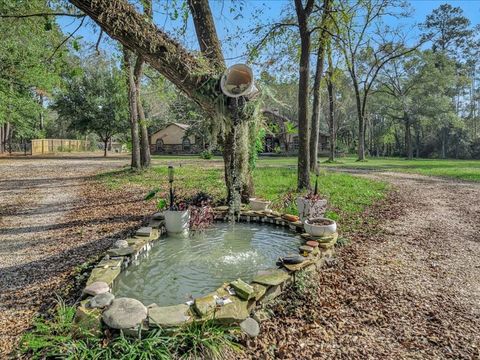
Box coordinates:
[0,12,84,18]
[47,16,86,62]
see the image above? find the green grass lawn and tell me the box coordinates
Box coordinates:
[100,159,388,222]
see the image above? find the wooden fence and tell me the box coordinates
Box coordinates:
[31,139,88,155]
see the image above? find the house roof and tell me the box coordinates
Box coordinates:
[151,123,190,136]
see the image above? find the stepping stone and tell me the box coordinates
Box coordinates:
[89,292,114,308]
[148,304,191,327]
[83,281,109,296]
[214,296,249,324]
[305,240,319,248]
[107,246,134,257]
[113,240,129,249]
[136,227,153,237]
[240,317,260,338]
[102,298,147,329]
[252,269,290,286]
[299,245,314,253]
[230,279,254,300]
[252,283,267,300]
[87,266,121,287]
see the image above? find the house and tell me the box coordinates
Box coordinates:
[262,109,329,154]
[150,123,199,154]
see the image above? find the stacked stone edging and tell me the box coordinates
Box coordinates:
[74,207,337,336]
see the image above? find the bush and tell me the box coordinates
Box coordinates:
[200,150,213,159]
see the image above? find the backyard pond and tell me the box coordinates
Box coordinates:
[114,222,302,306]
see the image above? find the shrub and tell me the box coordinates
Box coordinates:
[200,150,213,159]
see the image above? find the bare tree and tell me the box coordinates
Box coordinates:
[331,0,418,161]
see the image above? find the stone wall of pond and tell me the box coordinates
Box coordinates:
[74,208,338,337]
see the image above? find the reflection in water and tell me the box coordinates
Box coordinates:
[114,223,301,306]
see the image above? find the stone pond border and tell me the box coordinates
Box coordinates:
[74,207,338,337]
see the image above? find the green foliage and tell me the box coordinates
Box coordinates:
[52,55,129,143]
[20,300,240,360]
[200,149,213,159]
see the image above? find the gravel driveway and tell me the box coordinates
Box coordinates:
[0,154,129,357]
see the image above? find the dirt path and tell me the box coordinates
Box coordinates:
[247,171,480,359]
[0,154,134,357]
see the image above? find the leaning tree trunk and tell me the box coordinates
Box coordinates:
[123,48,141,169]
[69,0,254,203]
[327,73,335,162]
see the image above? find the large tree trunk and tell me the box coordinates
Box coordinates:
[134,57,151,168]
[134,0,151,168]
[309,0,331,171]
[123,48,141,169]
[327,75,335,162]
[103,138,108,157]
[353,83,366,161]
[295,0,314,191]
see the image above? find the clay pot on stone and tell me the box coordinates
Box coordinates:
[249,198,271,211]
[296,196,327,223]
[304,217,337,237]
[164,209,190,234]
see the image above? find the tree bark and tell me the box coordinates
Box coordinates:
[123,48,141,169]
[404,112,413,160]
[134,57,151,168]
[103,138,108,157]
[327,60,335,162]
[309,0,331,171]
[353,81,366,160]
[294,0,315,191]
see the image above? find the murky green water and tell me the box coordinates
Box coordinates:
[114,222,301,306]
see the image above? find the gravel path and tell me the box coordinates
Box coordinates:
[247,171,480,359]
[0,154,129,357]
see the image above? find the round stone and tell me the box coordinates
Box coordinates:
[84,281,109,296]
[89,292,115,308]
[240,317,260,338]
[113,240,129,249]
[102,298,147,329]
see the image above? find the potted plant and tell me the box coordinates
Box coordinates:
[303,217,337,237]
[144,166,190,234]
[249,197,271,211]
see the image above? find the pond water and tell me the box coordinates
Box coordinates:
[114,222,302,306]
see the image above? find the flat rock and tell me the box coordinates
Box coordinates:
[214,206,229,211]
[89,293,115,308]
[305,240,319,248]
[87,266,121,286]
[148,304,191,327]
[281,255,305,264]
[252,283,267,300]
[136,226,153,237]
[96,258,122,269]
[107,246,135,257]
[252,269,290,286]
[230,279,254,300]
[253,309,271,323]
[193,294,217,317]
[74,305,102,337]
[240,317,260,338]
[283,259,315,272]
[299,245,314,253]
[84,281,109,296]
[113,240,129,249]
[214,296,249,324]
[102,298,147,330]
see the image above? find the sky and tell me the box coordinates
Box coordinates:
[58,0,480,66]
